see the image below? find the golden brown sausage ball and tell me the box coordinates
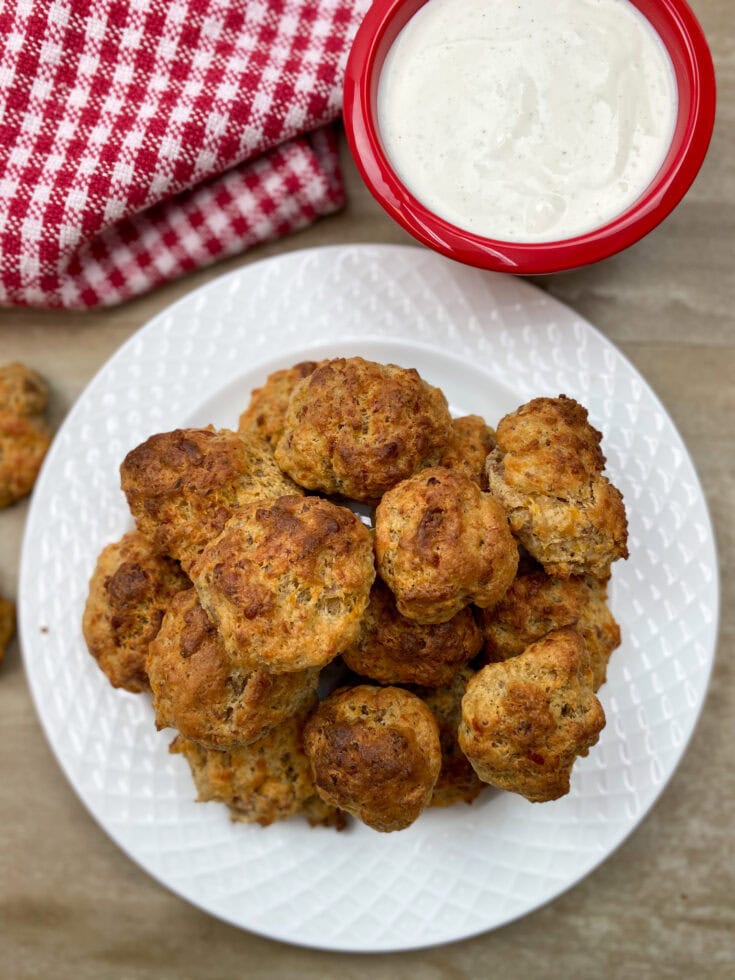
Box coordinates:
[171,705,345,828]
[120,427,300,563]
[459,628,605,802]
[0,413,50,508]
[147,588,319,749]
[238,360,325,449]
[485,396,628,579]
[415,668,486,808]
[303,685,442,832]
[274,357,453,502]
[82,530,189,692]
[342,579,482,687]
[437,415,496,488]
[479,571,621,690]
[375,467,518,624]
[0,363,51,509]
[0,363,48,416]
[188,495,374,674]
[0,594,15,667]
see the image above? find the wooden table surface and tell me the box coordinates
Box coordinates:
[1,2,733,976]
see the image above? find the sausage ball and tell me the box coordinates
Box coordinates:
[485,396,628,578]
[274,357,453,502]
[342,579,482,688]
[188,495,375,673]
[0,362,48,416]
[171,705,345,828]
[303,685,442,832]
[120,427,300,562]
[459,628,605,803]
[0,413,51,508]
[0,363,51,509]
[82,530,190,692]
[238,360,325,449]
[437,414,496,488]
[375,467,518,624]
[0,594,15,667]
[479,571,621,690]
[415,668,486,808]
[147,588,319,749]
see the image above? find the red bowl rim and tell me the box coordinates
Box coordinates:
[344,0,717,274]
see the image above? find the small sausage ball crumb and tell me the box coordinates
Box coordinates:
[303,685,442,832]
[459,628,605,803]
[375,466,519,624]
[0,594,16,666]
[275,357,453,501]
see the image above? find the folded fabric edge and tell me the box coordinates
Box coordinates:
[1,126,345,311]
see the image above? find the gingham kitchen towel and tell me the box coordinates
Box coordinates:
[0,0,369,309]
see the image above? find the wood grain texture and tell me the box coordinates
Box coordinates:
[0,1,733,973]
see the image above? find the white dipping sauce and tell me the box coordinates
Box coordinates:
[378,0,678,242]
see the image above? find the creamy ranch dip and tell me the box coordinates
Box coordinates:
[378,0,678,242]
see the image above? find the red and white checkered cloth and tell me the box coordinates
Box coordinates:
[0,0,369,309]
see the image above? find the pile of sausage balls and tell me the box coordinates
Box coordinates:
[83,357,628,832]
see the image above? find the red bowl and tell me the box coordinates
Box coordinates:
[344,0,717,274]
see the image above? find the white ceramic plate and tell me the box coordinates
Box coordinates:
[20,245,719,952]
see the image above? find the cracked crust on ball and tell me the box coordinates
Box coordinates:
[415,668,486,808]
[459,628,605,802]
[375,466,518,624]
[0,595,16,666]
[485,396,628,578]
[171,705,345,828]
[437,415,496,488]
[188,495,375,673]
[342,578,482,687]
[147,588,319,749]
[238,360,325,449]
[274,357,453,502]
[303,685,441,832]
[82,530,190,692]
[120,427,301,563]
[479,571,621,690]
